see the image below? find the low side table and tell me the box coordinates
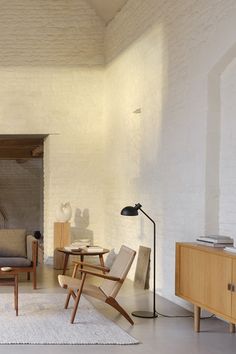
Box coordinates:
[0,270,18,316]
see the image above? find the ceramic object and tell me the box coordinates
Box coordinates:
[1,267,12,271]
[56,202,72,222]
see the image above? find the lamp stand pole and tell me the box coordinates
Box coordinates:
[132,206,158,318]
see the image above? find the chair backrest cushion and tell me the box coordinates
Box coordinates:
[0,229,26,257]
[100,245,136,298]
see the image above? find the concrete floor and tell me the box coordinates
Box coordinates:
[0,265,236,354]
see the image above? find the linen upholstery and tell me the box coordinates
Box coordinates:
[100,245,136,298]
[0,229,26,257]
[58,275,107,301]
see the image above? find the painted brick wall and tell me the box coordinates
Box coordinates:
[104,0,236,306]
[220,60,236,237]
[1,0,236,311]
[0,0,106,258]
[0,0,104,66]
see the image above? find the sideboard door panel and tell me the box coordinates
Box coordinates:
[177,245,232,317]
[204,252,231,317]
[231,259,236,319]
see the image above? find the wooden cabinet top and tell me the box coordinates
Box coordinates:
[176,242,236,258]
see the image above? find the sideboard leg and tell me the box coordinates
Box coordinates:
[229,323,235,333]
[194,305,201,332]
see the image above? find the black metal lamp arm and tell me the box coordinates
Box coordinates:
[121,202,158,318]
[138,206,157,317]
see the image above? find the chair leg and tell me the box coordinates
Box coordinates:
[33,270,37,290]
[65,289,72,309]
[70,273,87,324]
[27,272,30,280]
[106,297,134,325]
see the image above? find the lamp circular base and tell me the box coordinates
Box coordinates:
[132,311,158,318]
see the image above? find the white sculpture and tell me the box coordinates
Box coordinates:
[56,202,72,222]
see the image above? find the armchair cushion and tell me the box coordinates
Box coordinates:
[0,229,26,257]
[58,275,106,301]
[0,257,31,267]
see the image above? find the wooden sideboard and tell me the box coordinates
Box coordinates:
[175,242,236,332]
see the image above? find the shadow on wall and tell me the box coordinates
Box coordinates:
[70,208,94,244]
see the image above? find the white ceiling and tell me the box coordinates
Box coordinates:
[86,0,128,24]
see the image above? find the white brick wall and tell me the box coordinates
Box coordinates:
[0,1,106,259]
[220,60,236,237]
[0,0,105,66]
[0,69,105,258]
[104,0,236,306]
[1,0,236,310]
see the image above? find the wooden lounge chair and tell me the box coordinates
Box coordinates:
[58,245,136,324]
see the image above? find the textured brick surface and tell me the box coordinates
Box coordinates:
[0,0,105,66]
[0,67,105,258]
[104,0,236,306]
[1,0,236,310]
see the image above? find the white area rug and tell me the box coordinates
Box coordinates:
[0,293,138,345]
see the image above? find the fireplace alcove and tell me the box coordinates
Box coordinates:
[0,135,45,242]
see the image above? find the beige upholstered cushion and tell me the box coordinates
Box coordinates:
[0,229,26,257]
[58,275,106,301]
[100,245,136,298]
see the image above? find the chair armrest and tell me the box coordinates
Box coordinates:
[72,260,110,273]
[80,269,121,281]
[26,235,38,263]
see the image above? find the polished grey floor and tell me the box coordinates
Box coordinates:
[0,265,236,354]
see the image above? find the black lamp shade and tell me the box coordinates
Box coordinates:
[121,206,138,216]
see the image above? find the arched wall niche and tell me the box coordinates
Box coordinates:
[206,43,236,236]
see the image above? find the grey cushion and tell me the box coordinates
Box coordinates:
[0,229,26,257]
[0,257,31,267]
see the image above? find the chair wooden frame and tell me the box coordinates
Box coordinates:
[60,259,134,325]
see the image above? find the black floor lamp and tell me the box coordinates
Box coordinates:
[121,203,158,318]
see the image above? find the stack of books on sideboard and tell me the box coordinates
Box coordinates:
[196,235,234,248]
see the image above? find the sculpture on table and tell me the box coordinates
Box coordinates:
[56,202,72,223]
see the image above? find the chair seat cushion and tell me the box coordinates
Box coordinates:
[58,275,107,301]
[0,257,32,267]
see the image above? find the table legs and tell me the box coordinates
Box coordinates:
[99,254,105,267]
[194,305,200,332]
[14,274,18,316]
[62,253,70,275]
[62,253,106,275]
[99,254,106,273]
[79,255,84,276]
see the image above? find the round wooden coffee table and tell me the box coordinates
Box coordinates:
[57,247,109,275]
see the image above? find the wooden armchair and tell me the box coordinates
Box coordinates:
[58,245,136,324]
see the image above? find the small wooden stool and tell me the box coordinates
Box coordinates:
[0,274,18,315]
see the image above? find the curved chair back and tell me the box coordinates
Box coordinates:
[99,245,136,298]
